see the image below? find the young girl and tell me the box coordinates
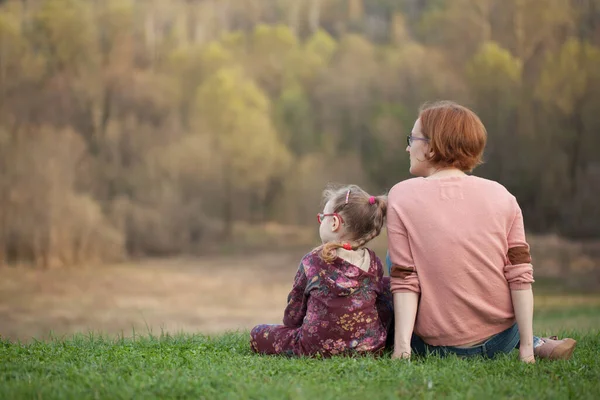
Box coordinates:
[250,184,393,357]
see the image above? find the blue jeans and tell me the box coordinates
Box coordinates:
[411,323,543,358]
[411,323,515,358]
[385,251,542,358]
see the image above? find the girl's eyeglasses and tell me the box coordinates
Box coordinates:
[406,135,429,147]
[317,213,344,224]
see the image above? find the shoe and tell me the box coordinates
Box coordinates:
[534,336,577,360]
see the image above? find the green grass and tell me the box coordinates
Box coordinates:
[1,329,599,400]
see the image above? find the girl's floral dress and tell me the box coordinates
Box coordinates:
[250,248,393,357]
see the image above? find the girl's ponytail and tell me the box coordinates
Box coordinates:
[321,241,347,263]
[374,195,388,217]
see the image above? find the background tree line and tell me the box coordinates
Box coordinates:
[1,0,599,267]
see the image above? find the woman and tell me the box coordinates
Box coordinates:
[387,101,576,362]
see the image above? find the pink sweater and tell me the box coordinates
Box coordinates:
[387,176,534,346]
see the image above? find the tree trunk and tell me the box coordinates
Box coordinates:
[308,0,321,33]
[262,177,284,223]
[99,85,113,139]
[186,0,198,44]
[348,0,364,21]
[144,9,156,65]
[216,0,232,33]
[289,0,303,36]
[222,162,233,240]
[568,109,585,197]
[0,205,5,267]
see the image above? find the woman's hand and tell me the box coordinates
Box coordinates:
[391,348,411,360]
[519,346,535,363]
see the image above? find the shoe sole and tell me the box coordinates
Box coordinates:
[549,338,577,360]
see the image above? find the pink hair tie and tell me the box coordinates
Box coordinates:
[369,196,376,205]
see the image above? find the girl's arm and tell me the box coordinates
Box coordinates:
[282,262,309,328]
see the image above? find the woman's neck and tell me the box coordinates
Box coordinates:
[425,167,467,180]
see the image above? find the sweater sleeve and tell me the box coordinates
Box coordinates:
[387,201,420,294]
[505,200,534,290]
[282,262,309,327]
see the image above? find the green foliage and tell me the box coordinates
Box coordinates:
[246,24,300,97]
[465,41,523,181]
[200,41,236,76]
[0,8,24,60]
[418,0,491,62]
[508,0,575,62]
[536,38,600,116]
[466,41,522,95]
[194,66,290,188]
[193,66,291,234]
[313,33,378,154]
[305,29,338,62]
[274,81,317,156]
[30,0,97,72]
[0,7,44,82]
[2,0,600,265]
[291,29,338,87]
[365,102,414,188]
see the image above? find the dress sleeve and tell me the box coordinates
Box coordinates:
[282,262,309,327]
[505,199,534,290]
[387,197,421,294]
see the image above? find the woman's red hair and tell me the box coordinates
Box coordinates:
[419,101,487,172]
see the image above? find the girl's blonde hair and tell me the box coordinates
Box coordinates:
[320,184,387,263]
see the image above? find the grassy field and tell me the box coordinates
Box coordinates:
[1,241,599,399]
[1,328,599,400]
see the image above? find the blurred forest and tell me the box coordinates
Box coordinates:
[0,0,599,268]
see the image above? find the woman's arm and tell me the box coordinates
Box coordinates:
[511,288,535,363]
[387,190,421,359]
[392,292,419,359]
[506,200,536,363]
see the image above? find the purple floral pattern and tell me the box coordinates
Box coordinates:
[250,248,393,357]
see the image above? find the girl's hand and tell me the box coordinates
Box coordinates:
[519,346,535,363]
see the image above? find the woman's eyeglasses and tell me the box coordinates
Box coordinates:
[406,135,429,147]
[317,213,344,224]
